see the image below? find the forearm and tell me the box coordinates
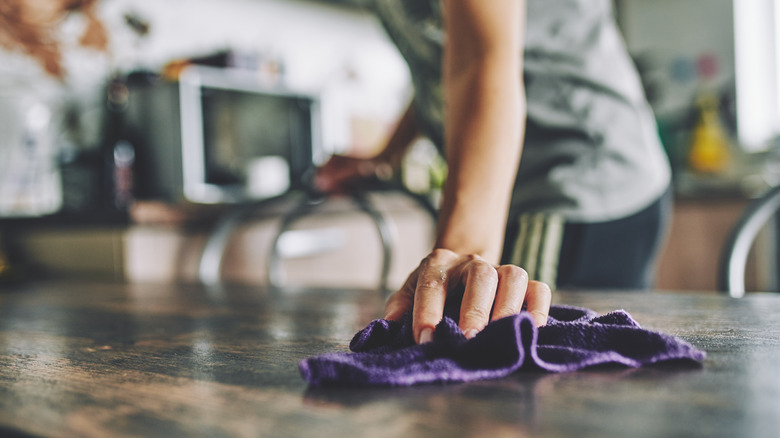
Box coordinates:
[435,1,526,265]
[385,1,550,343]
[375,103,420,169]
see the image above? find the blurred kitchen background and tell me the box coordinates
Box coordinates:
[1,0,779,292]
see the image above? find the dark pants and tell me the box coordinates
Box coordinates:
[556,189,672,290]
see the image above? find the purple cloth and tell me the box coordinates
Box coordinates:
[299,305,706,387]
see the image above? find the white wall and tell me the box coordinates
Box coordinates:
[101,0,411,155]
[4,0,411,155]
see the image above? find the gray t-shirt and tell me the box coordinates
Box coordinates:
[372,0,671,222]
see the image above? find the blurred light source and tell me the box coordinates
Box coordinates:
[734,0,780,151]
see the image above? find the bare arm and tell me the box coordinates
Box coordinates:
[375,102,420,169]
[384,0,551,343]
[314,103,419,192]
[437,0,525,262]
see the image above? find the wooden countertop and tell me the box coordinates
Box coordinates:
[1,282,779,437]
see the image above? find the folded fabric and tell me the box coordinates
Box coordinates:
[299,304,706,387]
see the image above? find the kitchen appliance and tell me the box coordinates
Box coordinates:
[119,65,321,204]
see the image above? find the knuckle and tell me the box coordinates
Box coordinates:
[493,303,522,318]
[467,261,498,284]
[530,280,552,295]
[464,254,481,263]
[461,307,491,325]
[417,269,447,291]
[417,278,445,291]
[497,265,527,280]
[427,248,457,264]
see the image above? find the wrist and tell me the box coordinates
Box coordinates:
[357,158,394,182]
[434,226,503,265]
[434,184,508,264]
[433,242,501,265]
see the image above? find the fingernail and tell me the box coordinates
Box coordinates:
[419,328,434,344]
[464,329,479,339]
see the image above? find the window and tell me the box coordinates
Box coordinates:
[734,0,780,151]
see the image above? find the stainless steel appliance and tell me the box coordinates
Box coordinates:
[120,66,321,204]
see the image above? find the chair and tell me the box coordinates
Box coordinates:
[718,185,780,297]
[198,184,437,292]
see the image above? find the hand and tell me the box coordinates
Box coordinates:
[314,155,392,193]
[384,248,552,344]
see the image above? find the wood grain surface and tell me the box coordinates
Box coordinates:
[1,282,778,437]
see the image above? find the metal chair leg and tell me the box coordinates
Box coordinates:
[718,185,780,297]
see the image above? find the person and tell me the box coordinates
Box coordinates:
[315,0,671,345]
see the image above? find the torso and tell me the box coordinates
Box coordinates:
[372,0,671,222]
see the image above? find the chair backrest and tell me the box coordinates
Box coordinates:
[718,185,780,297]
[267,192,394,292]
[198,186,437,291]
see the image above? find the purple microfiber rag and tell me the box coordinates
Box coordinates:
[299,305,706,387]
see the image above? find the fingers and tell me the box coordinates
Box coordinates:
[387,249,552,345]
[490,265,529,321]
[412,249,458,344]
[460,264,548,336]
[524,280,552,327]
[458,257,499,339]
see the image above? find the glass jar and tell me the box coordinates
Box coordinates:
[0,69,64,217]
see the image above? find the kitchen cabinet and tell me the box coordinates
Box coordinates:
[655,196,758,292]
[11,192,435,290]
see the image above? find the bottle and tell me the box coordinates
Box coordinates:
[112,140,135,210]
[687,92,731,174]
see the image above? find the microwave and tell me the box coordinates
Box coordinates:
[118,66,321,204]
